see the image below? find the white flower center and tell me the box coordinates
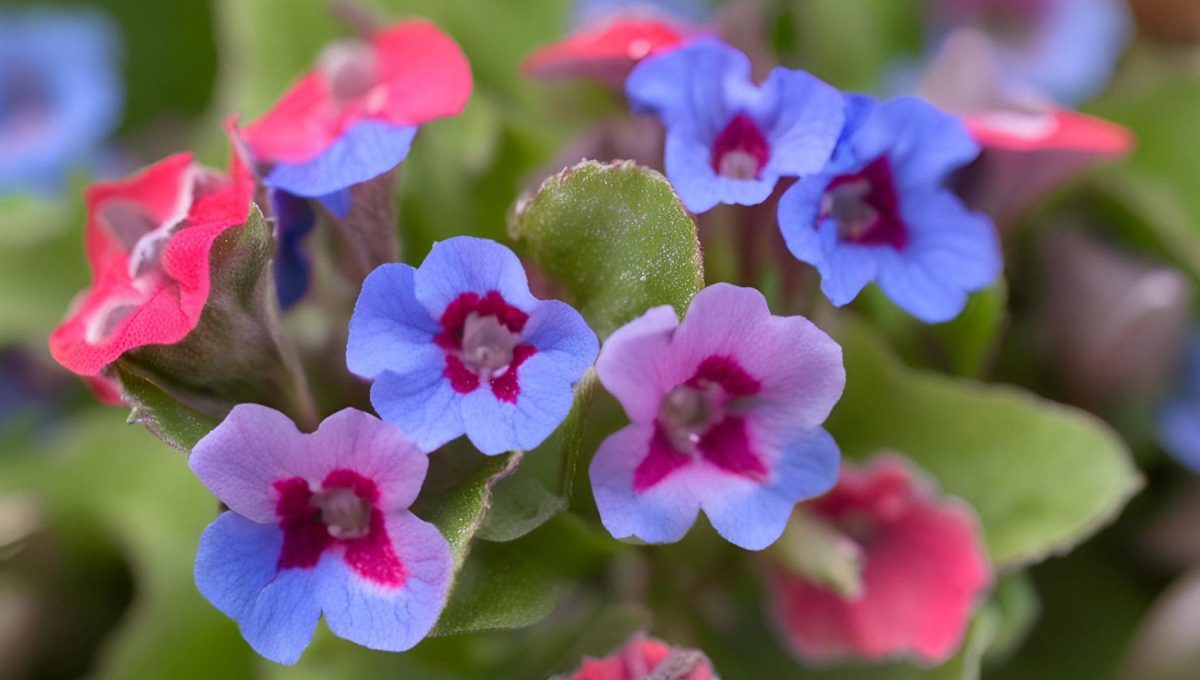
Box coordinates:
[313,487,371,540]
[461,312,520,379]
[717,150,762,180]
[658,383,724,454]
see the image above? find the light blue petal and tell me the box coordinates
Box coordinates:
[412,236,537,318]
[347,263,441,379]
[460,351,578,454]
[702,427,840,550]
[522,299,600,382]
[317,512,451,652]
[263,120,416,199]
[841,96,979,189]
[625,38,748,134]
[758,68,844,178]
[194,513,321,665]
[589,423,701,544]
[370,363,464,453]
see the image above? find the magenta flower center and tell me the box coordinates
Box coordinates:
[318,39,378,103]
[710,112,771,180]
[274,468,407,588]
[634,355,769,492]
[436,291,538,403]
[820,156,908,250]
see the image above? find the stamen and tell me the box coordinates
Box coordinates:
[313,487,371,540]
[658,383,723,454]
[460,312,520,378]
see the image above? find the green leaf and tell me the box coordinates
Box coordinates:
[413,445,521,570]
[115,206,319,445]
[113,362,221,453]
[826,322,1142,568]
[430,539,564,637]
[477,467,567,543]
[509,160,705,337]
[0,413,257,680]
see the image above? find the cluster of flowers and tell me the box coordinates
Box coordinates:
[38,0,1133,675]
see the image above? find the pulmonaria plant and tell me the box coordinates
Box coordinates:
[0,7,122,196]
[778,95,1002,323]
[347,236,599,455]
[930,0,1131,106]
[590,283,844,550]
[559,635,716,680]
[768,456,990,664]
[49,152,253,376]
[190,405,452,665]
[236,19,471,214]
[625,39,844,214]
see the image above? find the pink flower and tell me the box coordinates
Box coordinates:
[768,456,991,665]
[236,19,471,207]
[190,405,452,664]
[49,152,253,376]
[589,283,844,550]
[562,635,715,680]
[523,17,692,86]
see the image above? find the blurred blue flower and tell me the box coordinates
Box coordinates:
[778,95,1001,324]
[625,39,844,214]
[931,0,1131,106]
[0,8,123,196]
[1158,335,1200,472]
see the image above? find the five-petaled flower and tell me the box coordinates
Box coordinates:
[930,0,1130,106]
[235,19,471,217]
[0,7,123,196]
[624,38,844,214]
[777,95,1001,324]
[347,236,599,455]
[49,152,253,376]
[191,405,452,665]
[589,283,844,550]
[768,455,990,665]
[559,634,716,680]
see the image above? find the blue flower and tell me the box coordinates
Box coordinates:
[191,406,452,665]
[778,95,1001,324]
[347,237,599,455]
[1159,334,1200,472]
[931,0,1131,106]
[268,190,318,310]
[625,39,844,214]
[0,8,122,196]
